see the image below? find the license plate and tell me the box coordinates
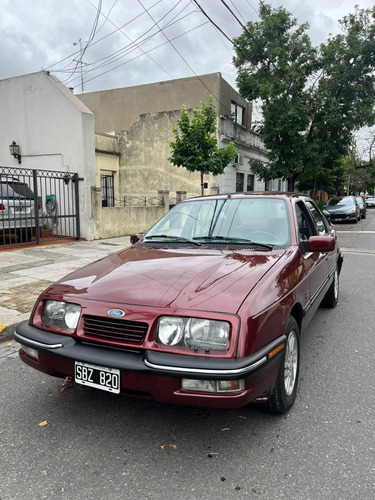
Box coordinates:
[75,361,120,394]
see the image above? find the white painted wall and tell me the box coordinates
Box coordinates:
[0,71,95,239]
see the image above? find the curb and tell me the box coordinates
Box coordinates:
[0,321,23,344]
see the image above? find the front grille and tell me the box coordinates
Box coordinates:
[83,315,148,344]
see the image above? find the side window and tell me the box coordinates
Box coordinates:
[295,202,315,241]
[305,201,329,236]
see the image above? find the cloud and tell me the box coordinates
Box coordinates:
[0,0,373,92]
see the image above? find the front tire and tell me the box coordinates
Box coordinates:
[267,317,300,414]
[321,268,339,308]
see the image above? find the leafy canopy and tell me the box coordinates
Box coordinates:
[233,3,375,192]
[169,97,237,193]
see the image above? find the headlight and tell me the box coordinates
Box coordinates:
[156,316,230,351]
[347,207,356,214]
[41,300,81,332]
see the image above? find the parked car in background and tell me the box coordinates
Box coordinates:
[365,196,375,207]
[324,195,361,223]
[0,176,41,240]
[15,193,343,414]
[355,196,367,219]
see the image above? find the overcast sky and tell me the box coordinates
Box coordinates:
[0,0,374,95]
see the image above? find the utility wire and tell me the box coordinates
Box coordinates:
[63,0,199,86]
[138,0,233,115]
[82,21,208,87]
[65,6,205,87]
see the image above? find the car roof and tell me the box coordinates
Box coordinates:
[184,192,311,202]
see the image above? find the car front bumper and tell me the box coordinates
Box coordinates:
[15,321,285,408]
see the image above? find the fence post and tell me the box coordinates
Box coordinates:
[32,169,41,245]
[73,173,81,240]
[176,191,187,203]
[158,190,170,213]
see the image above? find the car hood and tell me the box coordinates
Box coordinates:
[46,246,286,314]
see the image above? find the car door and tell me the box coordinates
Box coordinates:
[305,199,337,279]
[295,201,328,319]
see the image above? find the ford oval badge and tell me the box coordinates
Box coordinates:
[107,309,125,318]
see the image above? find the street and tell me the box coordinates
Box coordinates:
[1,212,374,500]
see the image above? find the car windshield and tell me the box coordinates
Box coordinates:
[144,197,290,247]
[327,197,354,206]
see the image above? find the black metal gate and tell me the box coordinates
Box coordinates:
[0,166,81,247]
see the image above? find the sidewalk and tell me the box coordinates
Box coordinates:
[0,236,131,342]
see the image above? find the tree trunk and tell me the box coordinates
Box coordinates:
[287,178,295,192]
[201,172,204,196]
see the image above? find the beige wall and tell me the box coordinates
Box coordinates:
[79,73,229,133]
[117,110,218,199]
[91,187,167,238]
[79,73,253,202]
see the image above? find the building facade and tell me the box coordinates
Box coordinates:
[78,73,279,202]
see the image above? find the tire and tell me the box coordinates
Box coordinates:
[267,317,300,414]
[321,268,339,308]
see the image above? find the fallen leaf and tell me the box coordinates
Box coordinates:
[160,444,177,450]
[61,377,75,391]
[221,427,230,431]
[39,420,49,427]
[7,342,13,347]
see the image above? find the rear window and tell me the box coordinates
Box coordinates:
[0,180,35,199]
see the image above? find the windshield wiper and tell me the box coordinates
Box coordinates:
[144,234,201,246]
[193,236,274,249]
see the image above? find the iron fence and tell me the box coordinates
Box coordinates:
[0,166,81,247]
[114,196,163,207]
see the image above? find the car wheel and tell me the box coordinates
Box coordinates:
[362,212,366,219]
[267,317,300,414]
[321,268,339,308]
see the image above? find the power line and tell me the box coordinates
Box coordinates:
[138,0,233,115]
[65,7,207,88]
[62,0,199,87]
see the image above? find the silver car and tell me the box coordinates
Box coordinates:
[0,176,41,239]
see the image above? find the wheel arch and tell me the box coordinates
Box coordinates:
[289,302,303,335]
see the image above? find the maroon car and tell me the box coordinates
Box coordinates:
[15,193,343,413]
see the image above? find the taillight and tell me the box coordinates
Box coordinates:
[0,203,5,210]
[38,205,42,210]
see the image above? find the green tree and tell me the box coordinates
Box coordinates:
[169,97,237,195]
[233,3,375,192]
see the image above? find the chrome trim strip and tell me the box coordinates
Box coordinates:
[15,333,63,349]
[144,355,267,376]
[303,266,336,314]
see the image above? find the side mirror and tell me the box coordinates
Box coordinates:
[130,233,144,244]
[308,235,335,253]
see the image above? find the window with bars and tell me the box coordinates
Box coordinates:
[100,171,114,207]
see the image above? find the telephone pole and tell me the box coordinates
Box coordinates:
[73,39,88,93]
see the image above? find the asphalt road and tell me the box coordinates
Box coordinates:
[1,211,374,500]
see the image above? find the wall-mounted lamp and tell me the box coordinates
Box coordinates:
[9,140,22,164]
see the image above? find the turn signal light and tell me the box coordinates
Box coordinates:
[268,343,285,358]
